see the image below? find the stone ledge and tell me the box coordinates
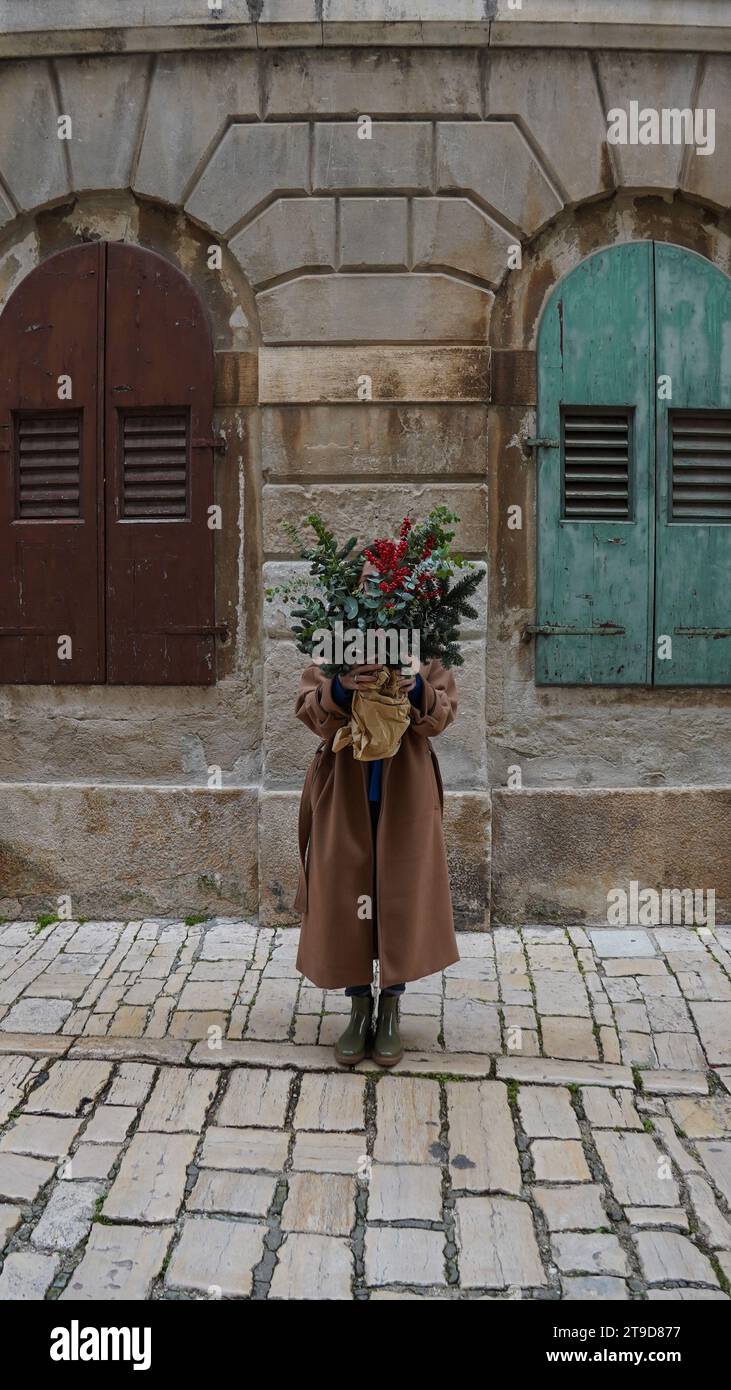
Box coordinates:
[2,1,730,56]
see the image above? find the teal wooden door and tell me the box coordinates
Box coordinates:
[653,243,731,685]
[536,242,655,684]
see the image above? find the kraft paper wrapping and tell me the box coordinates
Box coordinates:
[332,667,411,761]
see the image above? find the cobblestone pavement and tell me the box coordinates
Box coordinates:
[1,917,731,1300]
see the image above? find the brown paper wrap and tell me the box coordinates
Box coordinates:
[332,667,411,761]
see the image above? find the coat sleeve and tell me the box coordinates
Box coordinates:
[408,660,458,738]
[295,663,351,740]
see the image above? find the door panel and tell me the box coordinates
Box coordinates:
[653,243,731,685]
[0,244,103,682]
[104,243,216,685]
[536,242,655,684]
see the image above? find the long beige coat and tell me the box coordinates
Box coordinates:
[294,660,460,989]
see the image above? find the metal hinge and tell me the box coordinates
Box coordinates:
[193,436,227,456]
[675,627,731,638]
[524,436,560,451]
[522,623,625,641]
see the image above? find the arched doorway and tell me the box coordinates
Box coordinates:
[0,242,216,685]
[535,242,731,687]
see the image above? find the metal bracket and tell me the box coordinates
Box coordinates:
[193,437,227,456]
[674,627,731,638]
[522,623,625,642]
[524,436,560,451]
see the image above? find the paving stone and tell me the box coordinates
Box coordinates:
[620,1032,658,1067]
[199,1126,289,1174]
[562,1276,628,1300]
[139,1066,217,1132]
[25,1060,112,1116]
[281,1171,354,1237]
[291,1131,366,1176]
[217,1067,292,1128]
[531,1140,591,1183]
[455,1196,546,1288]
[187,1169,276,1218]
[641,1070,709,1096]
[0,1114,82,1157]
[365,1226,446,1287]
[81,1105,136,1145]
[0,1034,71,1059]
[374,1078,441,1165]
[0,998,73,1033]
[594,1131,679,1206]
[603,958,668,976]
[31,1179,104,1252]
[0,1251,60,1300]
[589,931,656,958]
[59,1222,172,1301]
[245,979,300,1041]
[0,1204,21,1249]
[442,997,501,1051]
[103,1132,197,1222]
[552,1233,629,1276]
[689,1003,731,1065]
[668,1095,731,1139]
[367,1163,443,1223]
[654,1033,707,1070]
[580,1088,642,1129]
[646,1288,728,1300]
[270,1232,352,1301]
[165,1216,266,1298]
[168,1011,228,1040]
[625,1207,689,1231]
[534,1185,607,1232]
[0,1152,56,1202]
[533,974,591,1018]
[695,1140,731,1205]
[518,1086,580,1140]
[685,1174,731,1249]
[634,1230,719,1286]
[448,1081,520,1193]
[541,1017,598,1060]
[497,1057,633,1088]
[295,1073,365,1132]
[69,1144,121,1180]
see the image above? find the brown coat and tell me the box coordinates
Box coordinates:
[294,660,460,989]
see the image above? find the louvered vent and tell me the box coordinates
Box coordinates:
[671,412,731,521]
[16,412,81,519]
[122,411,189,519]
[562,411,631,520]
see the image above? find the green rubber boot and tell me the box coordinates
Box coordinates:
[334,993,373,1067]
[372,993,404,1068]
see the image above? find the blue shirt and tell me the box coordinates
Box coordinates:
[332,673,423,802]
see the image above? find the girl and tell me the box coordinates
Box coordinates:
[293,656,460,1067]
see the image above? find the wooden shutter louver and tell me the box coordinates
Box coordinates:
[121,411,189,519]
[562,410,631,520]
[16,411,82,519]
[671,412,731,521]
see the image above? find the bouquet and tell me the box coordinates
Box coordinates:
[267,507,483,762]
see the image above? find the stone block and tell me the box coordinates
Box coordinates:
[0,783,258,919]
[0,61,68,210]
[455,1195,546,1288]
[231,198,336,287]
[313,121,431,194]
[597,52,699,190]
[264,482,486,556]
[60,1223,174,1300]
[683,56,731,208]
[260,405,490,480]
[492,788,731,926]
[265,49,481,117]
[436,121,562,235]
[186,122,310,234]
[257,273,493,343]
[340,197,408,269]
[135,51,259,206]
[487,50,613,205]
[413,197,514,285]
[56,55,149,192]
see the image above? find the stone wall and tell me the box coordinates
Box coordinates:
[1,3,730,923]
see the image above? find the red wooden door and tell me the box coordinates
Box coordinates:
[104,244,216,684]
[0,244,103,682]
